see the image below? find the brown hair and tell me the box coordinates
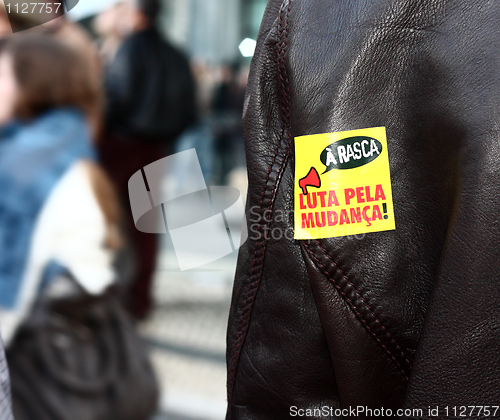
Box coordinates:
[83,160,124,251]
[4,34,100,120]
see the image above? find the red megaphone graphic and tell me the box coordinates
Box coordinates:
[299,167,321,195]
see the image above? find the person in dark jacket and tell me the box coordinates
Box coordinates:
[227,0,500,419]
[99,0,197,319]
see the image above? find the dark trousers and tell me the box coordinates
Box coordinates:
[98,135,168,319]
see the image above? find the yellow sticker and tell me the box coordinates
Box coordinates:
[294,127,395,239]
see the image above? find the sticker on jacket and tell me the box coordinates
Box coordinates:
[294,127,395,239]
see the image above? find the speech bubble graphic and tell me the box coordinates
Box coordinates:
[320,136,383,173]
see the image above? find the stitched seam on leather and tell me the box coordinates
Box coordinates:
[227,0,292,408]
[314,242,412,368]
[278,0,292,158]
[303,241,411,380]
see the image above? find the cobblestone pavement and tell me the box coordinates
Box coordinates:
[140,232,238,420]
[137,161,248,420]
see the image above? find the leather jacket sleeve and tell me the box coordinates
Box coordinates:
[227,0,500,419]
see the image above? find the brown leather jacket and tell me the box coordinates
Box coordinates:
[226,0,500,418]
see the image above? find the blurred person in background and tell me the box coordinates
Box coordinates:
[93,1,135,64]
[0,34,122,346]
[0,0,103,138]
[0,32,12,410]
[99,0,197,320]
[41,7,104,139]
[211,62,247,184]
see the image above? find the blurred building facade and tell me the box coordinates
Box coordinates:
[160,0,266,63]
[71,0,267,64]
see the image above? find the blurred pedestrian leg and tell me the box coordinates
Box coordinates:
[98,134,165,319]
[101,0,196,319]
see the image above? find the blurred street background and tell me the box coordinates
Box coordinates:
[81,0,260,418]
[107,0,260,417]
[71,0,266,66]
[145,233,238,420]
[0,0,262,418]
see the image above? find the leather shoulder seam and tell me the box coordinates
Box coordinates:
[227,0,293,408]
